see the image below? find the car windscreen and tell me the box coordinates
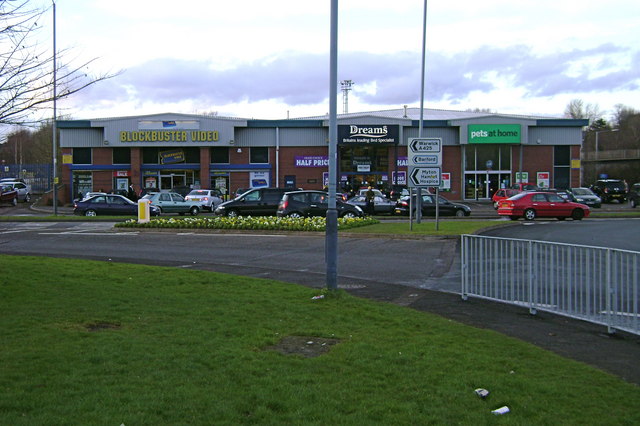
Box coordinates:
[189,190,208,196]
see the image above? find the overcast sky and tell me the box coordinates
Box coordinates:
[39,0,640,121]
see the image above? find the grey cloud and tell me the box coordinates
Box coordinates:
[79,43,639,109]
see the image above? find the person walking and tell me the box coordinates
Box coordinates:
[365,186,375,215]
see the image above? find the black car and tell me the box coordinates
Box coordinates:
[73,194,160,217]
[395,194,471,217]
[276,190,363,218]
[214,187,289,217]
[591,179,627,203]
[629,183,640,208]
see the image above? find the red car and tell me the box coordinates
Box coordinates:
[0,184,18,206]
[491,188,520,209]
[497,191,590,221]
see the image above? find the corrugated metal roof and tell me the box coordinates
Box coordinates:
[294,107,554,121]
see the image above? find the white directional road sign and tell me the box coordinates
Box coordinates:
[408,138,442,187]
[409,167,441,187]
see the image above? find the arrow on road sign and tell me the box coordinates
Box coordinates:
[412,154,440,165]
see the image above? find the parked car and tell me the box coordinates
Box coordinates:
[141,192,201,215]
[185,189,223,211]
[388,185,410,201]
[357,188,386,198]
[511,182,539,191]
[497,191,590,221]
[347,195,396,215]
[0,184,18,206]
[1,181,31,203]
[591,179,627,203]
[543,188,578,202]
[82,191,107,200]
[628,183,640,208]
[395,194,471,217]
[73,194,160,217]
[171,186,193,197]
[491,188,520,209]
[276,190,363,218]
[215,187,289,217]
[234,188,251,198]
[567,187,602,208]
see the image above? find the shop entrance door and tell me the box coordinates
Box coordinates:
[464,172,511,200]
[159,173,186,190]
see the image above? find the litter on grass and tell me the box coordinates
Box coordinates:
[492,406,510,415]
[474,388,490,399]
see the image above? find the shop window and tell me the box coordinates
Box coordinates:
[211,147,229,163]
[463,145,511,171]
[554,146,571,189]
[142,147,159,164]
[184,147,200,163]
[554,145,570,165]
[112,147,131,164]
[250,147,269,164]
[73,148,92,164]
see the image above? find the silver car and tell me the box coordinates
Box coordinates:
[2,181,31,203]
[185,189,223,211]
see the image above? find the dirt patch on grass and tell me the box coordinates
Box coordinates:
[85,321,121,332]
[265,335,340,358]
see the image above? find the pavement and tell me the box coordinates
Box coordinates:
[10,199,640,386]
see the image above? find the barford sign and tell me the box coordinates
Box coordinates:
[338,124,399,145]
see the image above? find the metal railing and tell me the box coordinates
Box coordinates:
[461,235,640,335]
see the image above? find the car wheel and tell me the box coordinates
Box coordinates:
[455,209,465,217]
[189,207,200,216]
[85,209,97,217]
[571,209,584,221]
[287,212,303,218]
[11,197,17,206]
[524,208,536,221]
[156,206,163,214]
[631,199,637,208]
[341,211,357,218]
[24,193,31,203]
[226,209,239,218]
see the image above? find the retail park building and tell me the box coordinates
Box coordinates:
[58,107,588,202]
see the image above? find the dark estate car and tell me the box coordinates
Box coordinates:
[591,179,627,203]
[395,194,471,217]
[214,187,289,217]
[276,190,363,218]
[74,194,160,217]
[629,183,640,208]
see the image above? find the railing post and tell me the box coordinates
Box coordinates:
[606,248,615,334]
[461,235,468,300]
[528,240,537,315]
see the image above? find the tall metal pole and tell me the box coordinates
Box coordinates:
[416,0,428,225]
[52,0,58,215]
[325,0,339,290]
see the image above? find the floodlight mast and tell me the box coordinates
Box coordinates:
[341,80,353,114]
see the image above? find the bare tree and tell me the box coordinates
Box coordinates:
[612,104,639,128]
[563,99,603,125]
[0,1,118,126]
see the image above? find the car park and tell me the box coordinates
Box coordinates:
[590,179,627,203]
[347,195,396,215]
[497,191,590,221]
[0,184,18,206]
[141,192,201,215]
[628,183,640,208]
[395,194,471,217]
[1,181,31,203]
[73,194,160,217]
[276,190,363,218]
[491,188,520,209]
[215,187,289,217]
[185,189,223,211]
[567,187,601,208]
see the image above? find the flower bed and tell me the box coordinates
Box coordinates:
[115,216,379,232]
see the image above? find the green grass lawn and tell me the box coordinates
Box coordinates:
[1,255,638,424]
[346,220,506,236]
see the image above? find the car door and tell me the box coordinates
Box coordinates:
[308,192,328,217]
[237,189,262,215]
[530,193,551,216]
[545,193,571,216]
[107,195,133,215]
[158,192,175,212]
[171,193,188,213]
[420,194,437,216]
